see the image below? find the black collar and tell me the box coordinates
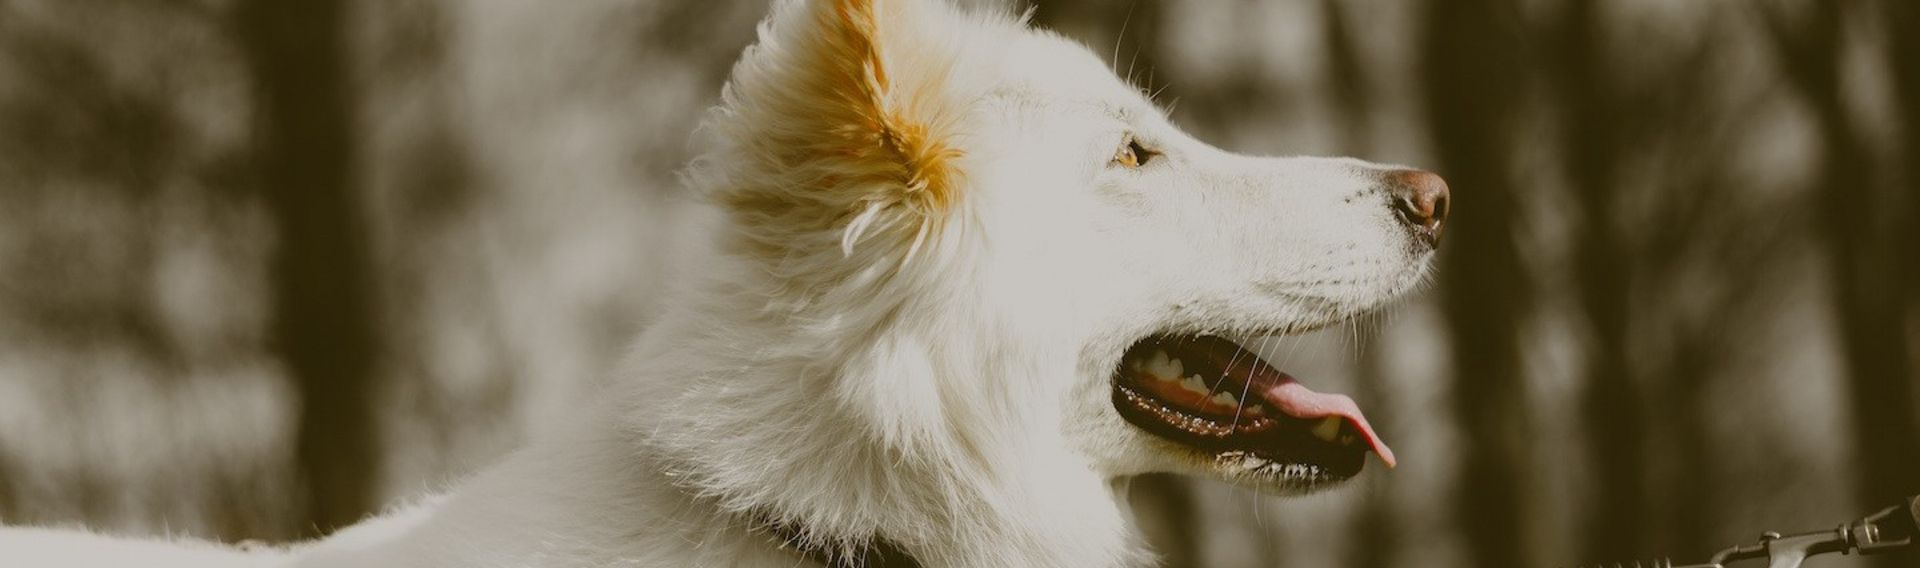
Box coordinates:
[758,516,924,568]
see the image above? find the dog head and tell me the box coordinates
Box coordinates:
[655,0,1445,559]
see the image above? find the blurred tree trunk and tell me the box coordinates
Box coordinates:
[1884,0,1920,413]
[1419,0,1535,566]
[1645,162,1776,558]
[0,451,15,521]
[1766,5,1920,567]
[1544,0,1653,558]
[1870,3,1920,565]
[235,0,381,536]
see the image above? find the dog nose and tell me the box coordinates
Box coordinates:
[1385,169,1449,248]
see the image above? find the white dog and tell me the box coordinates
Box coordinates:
[0,0,1447,565]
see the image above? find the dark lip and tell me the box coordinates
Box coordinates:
[1110,334,1367,479]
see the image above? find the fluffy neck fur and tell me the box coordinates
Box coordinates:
[620,236,1148,567]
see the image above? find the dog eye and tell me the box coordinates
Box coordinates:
[1113,137,1154,169]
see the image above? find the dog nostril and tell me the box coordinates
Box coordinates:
[1384,169,1450,248]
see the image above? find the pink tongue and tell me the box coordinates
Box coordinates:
[1260,381,1397,468]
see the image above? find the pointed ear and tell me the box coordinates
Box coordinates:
[710,0,976,257]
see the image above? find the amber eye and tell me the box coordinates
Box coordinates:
[1113,137,1153,168]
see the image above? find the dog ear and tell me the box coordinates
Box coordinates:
[709,0,971,259]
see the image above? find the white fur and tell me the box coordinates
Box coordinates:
[0,0,1434,566]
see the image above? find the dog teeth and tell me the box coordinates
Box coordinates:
[1143,351,1186,382]
[1209,391,1240,407]
[1179,374,1211,395]
[1311,417,1344,443]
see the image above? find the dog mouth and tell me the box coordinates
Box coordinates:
[1111,334,1395,480]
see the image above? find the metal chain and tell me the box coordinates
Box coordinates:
[1577,496,1917,568]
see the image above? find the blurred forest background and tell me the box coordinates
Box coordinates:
[0,0,1915,566]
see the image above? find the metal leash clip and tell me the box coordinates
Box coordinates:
[1581,495,1917,568]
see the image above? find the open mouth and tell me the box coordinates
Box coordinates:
[1111,334,1395,480]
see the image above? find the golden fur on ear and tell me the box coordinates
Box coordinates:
[810,0,962,216]
[706,0,971,263]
